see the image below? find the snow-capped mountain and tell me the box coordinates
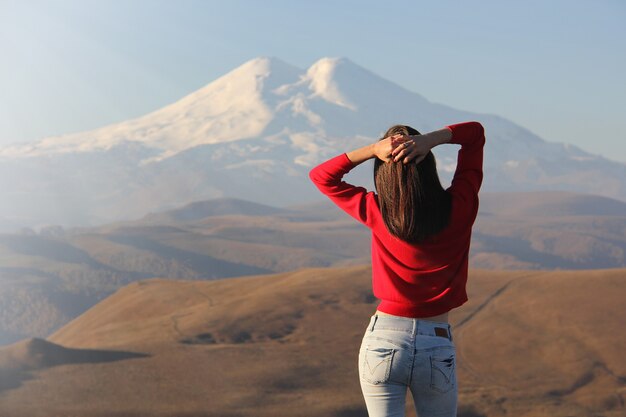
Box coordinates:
[1,57,625,228]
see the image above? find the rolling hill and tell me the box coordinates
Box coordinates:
[0,265,624,416]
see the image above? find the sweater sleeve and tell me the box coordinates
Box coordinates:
[446,121,486,220]
[308,153,377,227]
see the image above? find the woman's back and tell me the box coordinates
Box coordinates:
[309,121,485,318]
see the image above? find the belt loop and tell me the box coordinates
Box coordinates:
[369,314,378,331]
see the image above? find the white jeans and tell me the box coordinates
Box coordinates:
[358,314,457,417]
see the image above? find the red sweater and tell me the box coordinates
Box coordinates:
[309,121,485,317]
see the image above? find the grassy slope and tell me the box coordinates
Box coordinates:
[0,266,624,417]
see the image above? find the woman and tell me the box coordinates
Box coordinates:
[309,121,485,417]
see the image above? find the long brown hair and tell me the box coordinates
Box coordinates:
[373,125,452,243]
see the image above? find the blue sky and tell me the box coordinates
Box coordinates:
[1,0,625,161]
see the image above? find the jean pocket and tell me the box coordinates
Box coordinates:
[361,346,396,385]
[430,351,456,393]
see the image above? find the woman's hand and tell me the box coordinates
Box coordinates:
[391,135,434,164]
[391,128,452,164]
[347,135,406,165]
[373,134,408,163]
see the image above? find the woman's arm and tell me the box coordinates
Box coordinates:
[308,153,374,227]
[445,121,486,197]
[309,135,404,227]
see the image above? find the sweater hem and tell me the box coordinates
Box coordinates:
[376,296,467,318]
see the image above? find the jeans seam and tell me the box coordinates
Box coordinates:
[408,348,416,386]
[369,315,378,331]
[416,345,454,353]
[372,327,413,333]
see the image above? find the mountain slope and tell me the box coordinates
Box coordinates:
[0,57,624,228]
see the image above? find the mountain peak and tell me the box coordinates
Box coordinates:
[235,56,300,76]
[308,56,355,70]
[204,56,302,99]
[306,57,360,110]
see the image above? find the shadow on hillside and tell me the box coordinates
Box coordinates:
[458,405,487,417]
[0,338,150,394]
[107,234,270,278]
[473,231,586,269]
[333,406,368,416]
[0,235,110,269]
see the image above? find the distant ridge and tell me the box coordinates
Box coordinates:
[479,191,626,217]
[144,191,626,222]
[142,197,288,223]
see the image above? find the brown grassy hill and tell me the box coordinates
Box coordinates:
[0,266,624,417]
[0,337,148,393]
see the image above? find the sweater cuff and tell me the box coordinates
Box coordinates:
[445,121,483,146]
[445,124,459,144]
[340,153,356,168]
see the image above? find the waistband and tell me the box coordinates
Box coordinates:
[367,314,453,341]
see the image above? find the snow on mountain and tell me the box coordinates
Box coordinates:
[0,56,624,229]
[0,58,302,161]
